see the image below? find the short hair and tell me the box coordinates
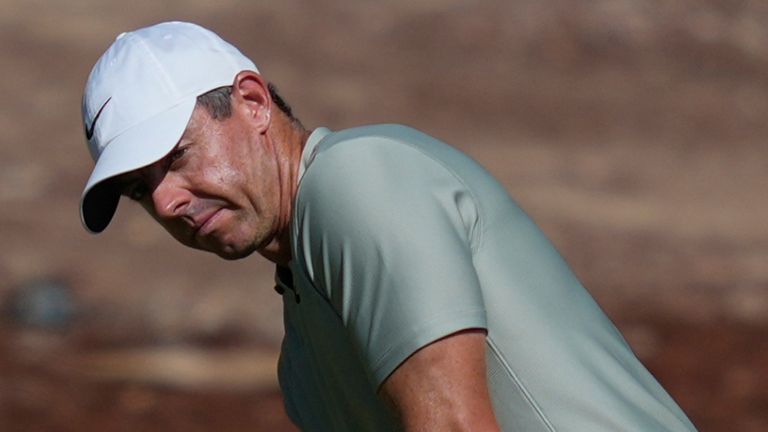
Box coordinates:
[196,83,300,125]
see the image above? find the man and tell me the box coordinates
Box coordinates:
[80,22,697,431]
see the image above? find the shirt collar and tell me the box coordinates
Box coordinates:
[298,127,331,182]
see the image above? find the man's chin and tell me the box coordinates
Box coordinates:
[211,243,258,261]
[188,229,274,261]
[185,236,257,260]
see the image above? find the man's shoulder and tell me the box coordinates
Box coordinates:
[295,124,457,211]
[306,123,454,173]
[308,123,437,162]
[321,123,431,146]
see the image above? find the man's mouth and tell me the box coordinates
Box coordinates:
[195,208,224,238]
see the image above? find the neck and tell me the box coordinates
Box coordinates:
[258,112,311,265]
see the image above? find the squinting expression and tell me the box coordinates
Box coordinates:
[115,104,282,260]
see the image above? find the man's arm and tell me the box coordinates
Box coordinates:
[379,329,502,432]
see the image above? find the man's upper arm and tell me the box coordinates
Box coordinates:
[380,329,501,432]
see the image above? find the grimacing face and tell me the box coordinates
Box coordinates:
[113,102,283,260]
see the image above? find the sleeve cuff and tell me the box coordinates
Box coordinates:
[371,308,488,387]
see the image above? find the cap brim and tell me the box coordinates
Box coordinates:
[80,98,197,233]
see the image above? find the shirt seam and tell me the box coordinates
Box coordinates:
[380,133,487,255]
[486,336,558,432]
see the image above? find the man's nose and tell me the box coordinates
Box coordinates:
[150,178,190,221]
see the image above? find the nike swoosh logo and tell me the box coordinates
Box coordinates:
[84,97,112,140]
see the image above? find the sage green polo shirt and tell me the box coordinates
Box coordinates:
[275,125,697,431]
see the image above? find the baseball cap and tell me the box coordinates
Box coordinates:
[79,21,258,233]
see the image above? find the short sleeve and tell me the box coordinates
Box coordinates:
[294,134,488,386]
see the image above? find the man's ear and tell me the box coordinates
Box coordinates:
[231,70,271,133]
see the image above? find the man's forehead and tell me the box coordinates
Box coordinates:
[184,103,213,134]
[180,101,228,144]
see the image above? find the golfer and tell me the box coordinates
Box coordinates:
[79,21,697,431]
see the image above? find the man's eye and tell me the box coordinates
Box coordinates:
[169,146,187,164]
[124,183,149,201]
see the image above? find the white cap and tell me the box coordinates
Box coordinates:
[80,21,258,233]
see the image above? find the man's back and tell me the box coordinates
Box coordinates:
[278,124,696,431]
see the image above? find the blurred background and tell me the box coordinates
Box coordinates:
[1,0,766,430]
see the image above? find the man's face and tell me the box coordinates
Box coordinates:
[115,102,282,260]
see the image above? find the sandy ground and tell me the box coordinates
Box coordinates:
[1,1,766,430]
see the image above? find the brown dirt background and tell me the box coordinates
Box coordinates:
[1,1,767,430]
